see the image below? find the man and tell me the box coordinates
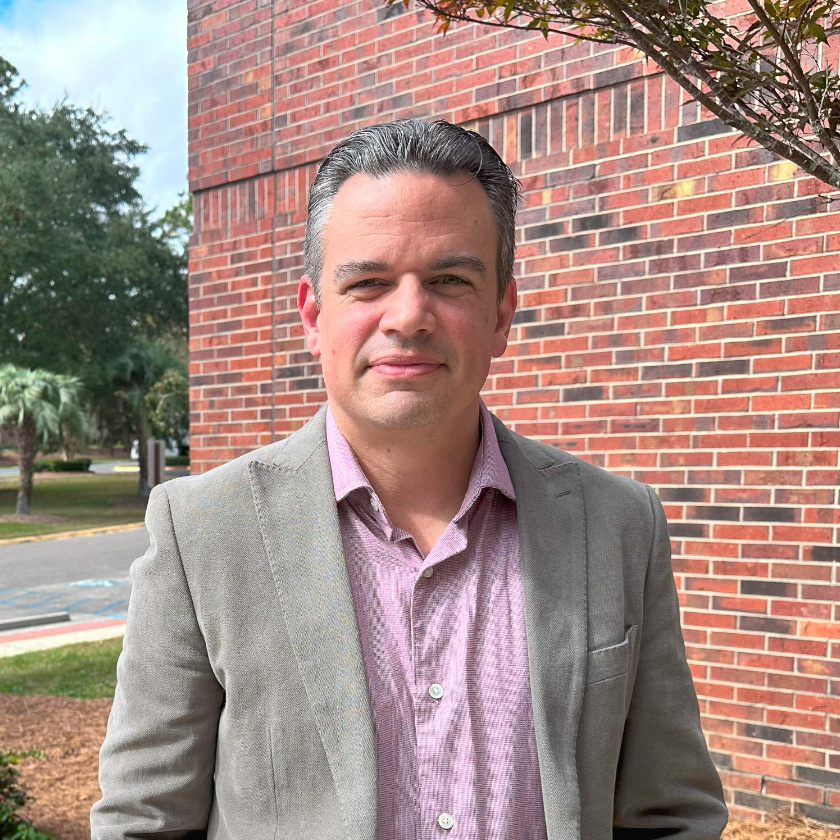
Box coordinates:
[92,120,727,839]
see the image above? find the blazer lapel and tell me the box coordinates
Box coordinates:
[248,407,377,840]
[494,417,589,840]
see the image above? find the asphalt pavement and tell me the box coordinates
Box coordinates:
[0,459,139,478]
[0,526,149,623]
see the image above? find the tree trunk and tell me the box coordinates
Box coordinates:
[136,413,150,500]
[16,418,36,516]
[61,432,78,460]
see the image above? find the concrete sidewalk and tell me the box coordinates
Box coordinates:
[0,617,126,658]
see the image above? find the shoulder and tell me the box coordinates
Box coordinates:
[155,406,328,509]
[491,414,656,518]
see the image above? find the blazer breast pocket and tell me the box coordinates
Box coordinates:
[585,625,636,685]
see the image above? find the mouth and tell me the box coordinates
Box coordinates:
[367,356,444,379]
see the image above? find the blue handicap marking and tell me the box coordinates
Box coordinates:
[0,590,39,605]
[62,597,96,611]
[24,593,64,608]
[69,580,119,588]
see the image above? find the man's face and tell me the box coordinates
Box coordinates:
[298,171,516,437]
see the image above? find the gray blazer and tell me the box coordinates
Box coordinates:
[92,407,727,840]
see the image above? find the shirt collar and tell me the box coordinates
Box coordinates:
[325,405,372,503]
[325,401,516,511]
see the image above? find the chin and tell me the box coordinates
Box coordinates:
[361,395,449,432]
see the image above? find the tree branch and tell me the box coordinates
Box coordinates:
[404,0,840,189]
[745,0,840,166]
[412,0,639,46]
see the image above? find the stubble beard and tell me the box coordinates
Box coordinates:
[357,384,449,433]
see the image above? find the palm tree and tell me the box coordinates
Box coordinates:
[0,364,88,515]
[109,339,181,499]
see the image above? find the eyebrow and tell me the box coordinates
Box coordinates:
[332,255,488,283]
[428,255,487,278]
[333,260,390,283]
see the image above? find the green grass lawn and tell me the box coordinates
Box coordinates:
[0,473,147,540]
[0,637,123,699]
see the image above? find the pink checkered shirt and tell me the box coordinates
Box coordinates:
[326,402,548,840]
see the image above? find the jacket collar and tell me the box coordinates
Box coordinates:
[493,416,589,840]
[248,405,378,840]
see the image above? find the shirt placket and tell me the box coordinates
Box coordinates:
[410,526,469,839]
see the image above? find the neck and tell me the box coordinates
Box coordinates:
[331,402,482,554]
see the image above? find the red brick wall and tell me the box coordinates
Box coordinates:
[187,0,840,821]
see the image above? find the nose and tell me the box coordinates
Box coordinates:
[378,277,436,337]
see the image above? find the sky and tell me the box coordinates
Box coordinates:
[0,0,188,217]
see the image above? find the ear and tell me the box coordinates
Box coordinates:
[491,278,517,359]
[297,275,321,358]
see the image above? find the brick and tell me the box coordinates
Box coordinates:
[658,487,708,502]
[766,197,821,220]
[765,743,826,764]
[771,600,832,620]
[741,580,795,597]
[762,779,823,804]
[730,262,788,283]
[689,506,740,521]
[743,507,798,523]
[800,622,840,641]
[733,791,789,812]
[766,708,826,730]
[768,672,828,693]
[798,658,840,678]
[708,207,763,231]
[757,316,818,335]
[524,221,565,240]
[798,804,840,825]
[709,632,767,651]
[739,616,797,635]
[795,765,840,788]
[562,385,606,402]
[770,564,831,583]
[677,117,734,142]
[808,546,840,563]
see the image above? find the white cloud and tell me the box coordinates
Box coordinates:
[0,0,187,215]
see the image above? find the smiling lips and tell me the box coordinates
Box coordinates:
[368,356,444,378]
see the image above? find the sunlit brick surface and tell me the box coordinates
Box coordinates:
[188,0,840,822]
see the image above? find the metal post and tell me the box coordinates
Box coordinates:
[147,439,166,489]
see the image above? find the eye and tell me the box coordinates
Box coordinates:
[434,274,471,287]
[346,278,386,293]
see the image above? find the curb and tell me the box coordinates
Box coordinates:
[0,522,145,547]
[0,617,127,658]
[0,612,71,632]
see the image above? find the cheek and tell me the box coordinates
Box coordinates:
[320,311,377,367]
[443,311,497,350]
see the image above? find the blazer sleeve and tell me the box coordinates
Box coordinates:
[91,483,224,840]
[613,486,728,839]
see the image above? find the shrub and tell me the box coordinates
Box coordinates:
[31,458,91,472]
[165,455,189,467]
[0,749,54,839]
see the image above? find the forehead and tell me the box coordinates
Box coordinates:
[321,171,497,268]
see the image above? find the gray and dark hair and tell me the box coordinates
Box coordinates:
[303,119,521,303]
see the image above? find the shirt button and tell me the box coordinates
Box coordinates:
[429,683,444,700]
[422,567,434,578]
[438,812,454,830]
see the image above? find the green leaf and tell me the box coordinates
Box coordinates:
[807,21,828,41]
